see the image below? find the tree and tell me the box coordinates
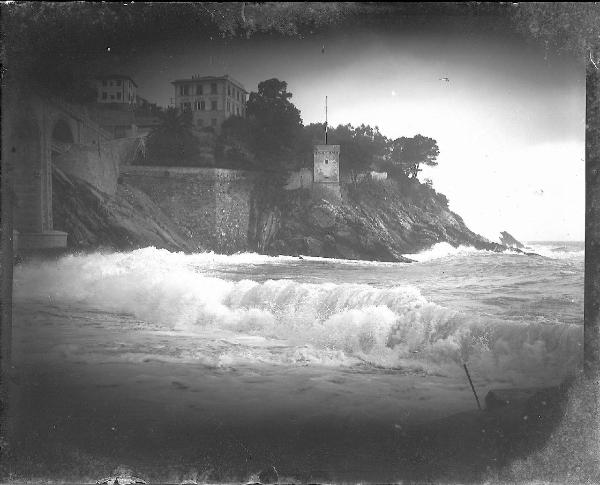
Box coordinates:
[245,78,303,168]
[326,123,390,185]
[218,115,258,168]
[389,134,439,179]
[140,108,200,166]
[217,78,306,170]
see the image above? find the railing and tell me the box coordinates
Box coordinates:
[50,140,73,155]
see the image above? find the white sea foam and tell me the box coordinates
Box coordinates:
[402,242,508,262]
[525,243,585,260]
[159,248,403,267]
[14,248,582,378]
[404,241,585,263]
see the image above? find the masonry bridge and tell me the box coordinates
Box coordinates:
[3,93,140,250]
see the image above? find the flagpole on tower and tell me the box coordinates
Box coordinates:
[325,96,328,145]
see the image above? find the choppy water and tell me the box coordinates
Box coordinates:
[13,241,584,386]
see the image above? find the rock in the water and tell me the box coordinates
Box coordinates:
[499,231,525,249]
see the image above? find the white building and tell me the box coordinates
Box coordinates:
[95,75,138,106]
[171,75,247,133]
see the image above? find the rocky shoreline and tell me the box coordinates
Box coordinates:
[49,168,515,261]
[264,178,511,262]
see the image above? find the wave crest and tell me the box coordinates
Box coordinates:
[14,248,582,378]
[403,243,505,262]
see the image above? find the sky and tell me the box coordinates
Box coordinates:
[104,12,585,242]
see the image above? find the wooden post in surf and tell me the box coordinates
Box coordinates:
[463,363,482,411]
[585,49,600,380]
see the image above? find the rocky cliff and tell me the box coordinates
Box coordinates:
[263,178,505,262]
[52,168,506,261]
[52,168,197,252]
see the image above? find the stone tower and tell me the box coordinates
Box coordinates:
[313,144,341,199]
[313,145,342,199]
[313,144,340,183]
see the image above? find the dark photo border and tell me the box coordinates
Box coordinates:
[1,3,599,483]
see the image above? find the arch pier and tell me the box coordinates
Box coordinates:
[3,94,114,251]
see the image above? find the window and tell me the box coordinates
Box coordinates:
[227,101,230,112]
[116,92,121,100]
[228,86,231,96]
[211,100,217,111]
[236,106,239,115]
[200,101,206,111]
[211,83,217,94]
[116,80,122,86]
[102,80,107,87]
[236,91,240,101]
[197,84,203,95]
[110,95,115,100]
[180,85,190,96]
[211,118,217,127]
[102,92,107,100]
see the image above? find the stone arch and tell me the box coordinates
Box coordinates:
[52,118,74,144]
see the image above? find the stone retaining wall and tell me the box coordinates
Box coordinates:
[120,167,262,252]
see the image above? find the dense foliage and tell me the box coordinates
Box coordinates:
[140,108,202,167]
[218,79,304,170]
[216,78,441,183]
[389,135,440,179]
[326,124,388,183]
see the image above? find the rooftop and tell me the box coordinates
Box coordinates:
[96,74,138,88]
[171,75,247,92]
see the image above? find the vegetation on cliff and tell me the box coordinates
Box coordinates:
[215,77,443,186]
[136,75,442,186]
[217,78,305,170]
[141,108,201,167]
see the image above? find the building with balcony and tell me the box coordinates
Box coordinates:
[171,75,247,133]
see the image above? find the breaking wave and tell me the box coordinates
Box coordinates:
[525,243,585,260]
[403,242,511,262]
[14,248,582,379]
[404,241,584,263]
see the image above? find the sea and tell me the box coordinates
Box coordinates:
[11,241,585,429]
